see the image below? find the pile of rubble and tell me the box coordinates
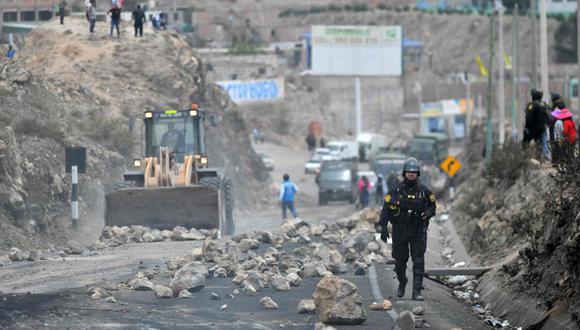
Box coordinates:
[5,240,86,264]
[90,208,388,326]
[96,225,219,247]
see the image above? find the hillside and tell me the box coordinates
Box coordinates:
[0,17,269,251]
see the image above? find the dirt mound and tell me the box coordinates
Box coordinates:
[0,17,268,252]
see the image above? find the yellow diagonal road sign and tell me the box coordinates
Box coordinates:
[440,155,462,177]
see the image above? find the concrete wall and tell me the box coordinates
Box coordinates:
[302,75,404,134]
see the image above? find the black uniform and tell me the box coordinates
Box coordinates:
[379,179,436,296]
[522,100,549,147]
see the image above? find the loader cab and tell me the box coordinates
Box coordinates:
[144,109,207,164]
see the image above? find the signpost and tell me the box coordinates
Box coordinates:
[440,155,462,200]
[65,147,86,228]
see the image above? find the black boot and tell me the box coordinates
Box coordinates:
[412,290,424,301]
[412,274,424,300]
[397,276,407,298]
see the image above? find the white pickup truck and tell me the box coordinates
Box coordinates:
[326,141,358,161]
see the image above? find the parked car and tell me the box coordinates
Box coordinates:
[317,161,357,205]
[305,148,334,174]
[258,153,274,171]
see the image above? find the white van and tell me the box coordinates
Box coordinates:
[326,141,358,161]
[357,133,386,162]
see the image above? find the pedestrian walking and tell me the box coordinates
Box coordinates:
[305,133,316,152]
[132,5,146,37]
[319,136,326,148]
[375,174,386,205]
[358,176,371,209]
[6,45,16,60]
[108,5,122,38]
[522,89,550,160]
[87,0,97,35]
[553,106,577,164]
[59,1,67,25]
[252,128,261,144]
[279,174,299,220]
[379,158,436,301]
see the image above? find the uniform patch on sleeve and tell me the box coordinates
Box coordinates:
[385,194,391,203]
[429,194,436,202]
[527,104,533,111]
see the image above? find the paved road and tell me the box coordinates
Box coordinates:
[0,142,487,329]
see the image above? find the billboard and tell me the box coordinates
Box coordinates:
[217,78,285,104]
[311,25,402,76]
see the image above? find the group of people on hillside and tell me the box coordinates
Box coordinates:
[84,1,150,38]
[523,88,577,164]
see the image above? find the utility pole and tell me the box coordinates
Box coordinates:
[539,0,549,98]
[486,13,496,162]
[530,0,538,88]
[498,4,506,145]
[355,77,362,138]
[512,4,520,141]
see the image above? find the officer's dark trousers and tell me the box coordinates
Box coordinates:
[392,223,428,293]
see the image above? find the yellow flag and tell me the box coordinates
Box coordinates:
[504,53,512,70]
[476,55,489,77]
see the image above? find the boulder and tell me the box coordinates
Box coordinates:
[8,247,26,261]
[66,240,85,254]
[315,323,337,330]
[238,238,260,253]
[278,255,302,272]
[232,271,248,286]
[202,238,222,262]
[128,273,154,291]
[255,230,273,243]
[242,271,268,290]
[150,229,163,241]
[142,232,156,243]
[213,268,228,278]
[169,262,208,294]
[280,220,298,237]
[286,272,303,287]
[27,250,44,261]
[297,299,316,314]
[242,282,257,296]
[303,261,328,277]
[271,274,290,291]
[178,290,192,298]
[311,223,328,236]
[259,297,279,310]
[192,248,203,261]
[412,305,425,316]
[153,285,173,298]
[313,274,367,325]
[160,230,174,240]
[396,311,416,330]
[336,216,359,230]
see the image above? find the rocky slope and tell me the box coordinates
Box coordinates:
[0,17,268,252]
[451,136,580,326]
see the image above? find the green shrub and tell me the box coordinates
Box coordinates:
[84,117,133,155]
[483,142,532,187]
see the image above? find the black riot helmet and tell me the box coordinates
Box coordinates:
[551,92,562,104]
[402,158,421,177]
[531,88,543,101]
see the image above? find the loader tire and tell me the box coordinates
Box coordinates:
[114,181,137,190]
[200,176,235,236]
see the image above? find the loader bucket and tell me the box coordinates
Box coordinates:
[105,185,223,230]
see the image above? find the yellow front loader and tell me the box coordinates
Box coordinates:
[105,106,235,235]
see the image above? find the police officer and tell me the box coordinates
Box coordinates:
[523,88,550,160]
[379,158,436,301]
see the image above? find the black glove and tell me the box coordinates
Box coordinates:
[380,230,389,242]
